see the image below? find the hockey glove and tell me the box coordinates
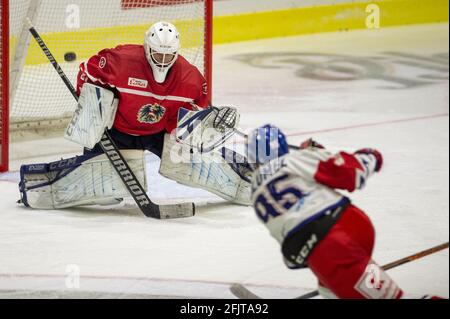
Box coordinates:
[299,138,325,150]
[212,106,240,133]
[355,148,383,172]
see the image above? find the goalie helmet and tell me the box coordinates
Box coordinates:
[247,124,289,166]
[144,21,180,83]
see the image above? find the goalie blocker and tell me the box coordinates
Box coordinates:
[64,83,118,149]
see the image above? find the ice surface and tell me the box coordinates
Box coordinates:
[0,23,448,299]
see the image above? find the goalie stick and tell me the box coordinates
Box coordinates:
[27,19,194,219]
[230,242,449,299]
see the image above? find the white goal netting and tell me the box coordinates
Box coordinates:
[9,0,210,131]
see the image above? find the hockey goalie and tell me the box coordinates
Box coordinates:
[18,21,252,211]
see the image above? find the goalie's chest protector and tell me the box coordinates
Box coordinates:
[83,45,203,136]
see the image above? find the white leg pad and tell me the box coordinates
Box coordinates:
[20,150,147,209]
[159,134,251,206]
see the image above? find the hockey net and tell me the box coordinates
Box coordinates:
[1,0,212,171]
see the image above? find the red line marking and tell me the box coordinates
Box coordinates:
[1,113,447,177]
[285,113,449,138]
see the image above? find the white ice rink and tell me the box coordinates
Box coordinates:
[0,23,448,299]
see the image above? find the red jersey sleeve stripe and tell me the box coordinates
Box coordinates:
[116,87,194,103]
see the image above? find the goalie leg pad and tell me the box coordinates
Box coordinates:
[19,150,147,209]
[159,134,252,206]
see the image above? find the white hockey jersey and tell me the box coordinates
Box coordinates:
[251,147,379,245]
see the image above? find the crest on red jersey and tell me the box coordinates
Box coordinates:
[137,104,166,124]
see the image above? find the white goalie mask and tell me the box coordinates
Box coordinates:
[144,21,180,83]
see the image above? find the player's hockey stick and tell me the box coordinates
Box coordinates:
[27,20,194,219]
[231,241,449,299]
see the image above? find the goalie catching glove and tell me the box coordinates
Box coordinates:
[177,106,240,153]
[212,106,239,133]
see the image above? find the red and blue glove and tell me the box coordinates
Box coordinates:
[355,148,383,172]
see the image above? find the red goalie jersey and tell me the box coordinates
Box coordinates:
[76,45,208,136]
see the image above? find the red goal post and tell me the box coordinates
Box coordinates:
[0,0,8,172]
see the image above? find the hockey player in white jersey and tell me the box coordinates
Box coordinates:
[247,124,442,299]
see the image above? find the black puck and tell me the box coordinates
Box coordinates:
[64,52,77,62]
